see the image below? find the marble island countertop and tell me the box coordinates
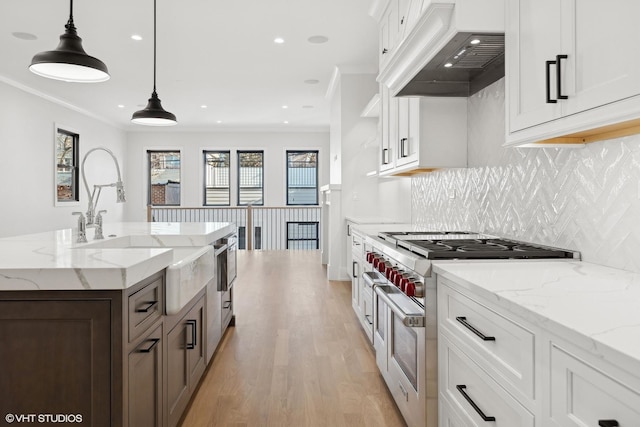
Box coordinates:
[0,222,235,291]
[433,259,640,375]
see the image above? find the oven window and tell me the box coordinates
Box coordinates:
[392,314,418,390]
[376,294,385,340]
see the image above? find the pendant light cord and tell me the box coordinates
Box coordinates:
[66,0,76,32]
[153,0,157,94]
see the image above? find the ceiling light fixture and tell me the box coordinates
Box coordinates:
[282,105,288,109]
[131,34,143,41]
[132,0,177,126]
[29,0,109,82]
[274,37,285,44]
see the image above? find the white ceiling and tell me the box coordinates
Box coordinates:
[0,0,378,131]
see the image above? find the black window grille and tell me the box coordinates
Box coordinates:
[286,222,319,249]
[237,151,264,206]
[203,151,230,206]
[286,151,318,205]
[55,128,79,203]
[148,151,181,206]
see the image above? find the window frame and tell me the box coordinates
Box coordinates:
[237,150,264,206]
[203,150,231,206]
[147,150,182,206]
[286,150,319,206]
[54,126,80,206]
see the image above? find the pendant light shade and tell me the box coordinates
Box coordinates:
[29,0,109,83]
[132,0,177,126]
[131,90,177,126]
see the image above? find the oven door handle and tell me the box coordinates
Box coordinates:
[362,271,385,290]
[374,285,425,327]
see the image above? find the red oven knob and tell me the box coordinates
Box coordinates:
[373,257,380,269]
[393,272,403,287]
[366,252,374,263]
[386,267,395,280]
[399,277,408,292]
[405,281,416,297]
[377,261,387,274]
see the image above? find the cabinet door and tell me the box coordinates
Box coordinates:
[128,324,163,427]
[166,317,190,427]
[380,85,395,172]
[379,2,399,67]
[507,0,563,132]
[351,259,360,312]
[562,0,640,117]
[186,298,206,390]
[395,97,420,167]
[0,299,113,427]
[166,296,207,427]
[397,0,411,40]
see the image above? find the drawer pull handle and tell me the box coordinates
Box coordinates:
[136,300,158,313]
[546,60,557,103]
[556,54,568,100]
[365,314,373,325]
[456,385,496,422]
[599,421,619,427]
[456,317,495,341]
[138,338,160,353]
[186,320,197,350]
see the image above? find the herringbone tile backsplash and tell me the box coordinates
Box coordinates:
[412,79,640,273]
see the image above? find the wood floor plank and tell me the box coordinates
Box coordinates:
[180,250,406,427]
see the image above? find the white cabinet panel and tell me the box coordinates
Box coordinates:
[549,344,640,427]
[563,0,640,117]
[440,335,535,427]
[507,0,640,145]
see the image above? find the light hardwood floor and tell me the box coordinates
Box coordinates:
[180,250,407,427]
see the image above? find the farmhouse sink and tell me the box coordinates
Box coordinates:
[80,238,215,314]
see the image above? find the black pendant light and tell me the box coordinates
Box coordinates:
[131,0,177,126]
[29,0,109,83]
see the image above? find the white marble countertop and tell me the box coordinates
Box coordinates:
[0,222,235,291]
[433,259,640,374]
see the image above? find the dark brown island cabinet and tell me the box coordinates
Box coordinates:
[0,270,210,427]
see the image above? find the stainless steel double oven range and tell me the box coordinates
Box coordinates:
[362,231,579,427]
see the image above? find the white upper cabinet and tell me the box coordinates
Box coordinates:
[506,0,640,146]
[379,95,467,176]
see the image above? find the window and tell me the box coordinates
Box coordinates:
[286,150,318,205]
[204,151,230,205]
[55,128,79,203]
[148,150,181,206]
[237,151,264,206]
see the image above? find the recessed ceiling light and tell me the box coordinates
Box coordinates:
[282,105,288,109]
[131,34,143,41]
[216,120,222,124]
[307,35,329,44]
[284,121,289,124]
[12,32,37,41]
[274,37,285,44]
[470,39,481,45]
[117,104,125,108]
[304,79,320,85]
[201,105,208,109]
[444,63,453,68]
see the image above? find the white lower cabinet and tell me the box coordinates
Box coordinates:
[547,343,640,427]
[439,335,534,427]
[437,273,640,427]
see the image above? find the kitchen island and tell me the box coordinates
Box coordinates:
[0,222,235,427]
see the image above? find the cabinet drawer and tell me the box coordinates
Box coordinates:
[549,344,640,426]
[440,336,535,427]
[351,232,363,259]
[439,281,534,400]
[128,276,164,343]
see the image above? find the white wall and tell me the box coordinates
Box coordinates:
[413,78,640,273]
[0,80,127,238]
[124,131,329,221]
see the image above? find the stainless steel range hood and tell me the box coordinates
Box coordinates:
[378,0,505,98]
[398,32,504,97]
